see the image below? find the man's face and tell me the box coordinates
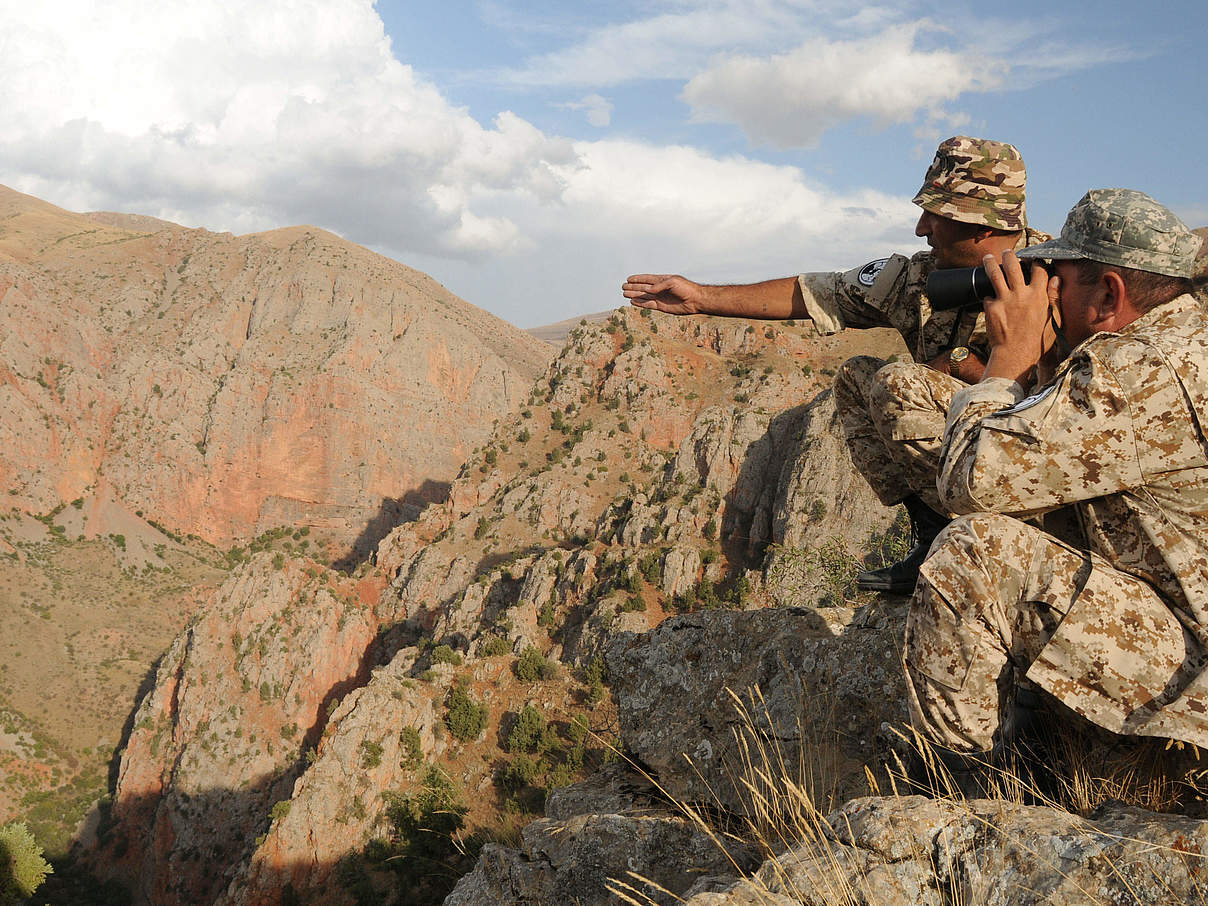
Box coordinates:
[1050,260,1100,347]
[915,209,988,269]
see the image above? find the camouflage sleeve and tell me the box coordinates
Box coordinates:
[796,253,912,336]
[938,349,1147,517]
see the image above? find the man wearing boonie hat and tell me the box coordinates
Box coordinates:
[622,136,1050,594]
[902,189,1208,783]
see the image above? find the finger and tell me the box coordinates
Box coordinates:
[1000,249,1026,288]
[625,274,669,284]
[982,253,1010,299]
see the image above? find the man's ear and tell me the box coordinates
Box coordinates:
[1092,270,1130,329]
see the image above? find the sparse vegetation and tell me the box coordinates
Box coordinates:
[514,646,558,682]
[0,822,52,904]
[444,684,488,742]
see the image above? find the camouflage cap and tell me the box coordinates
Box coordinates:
[1017,188,1198,278]
[912,136,1027,231]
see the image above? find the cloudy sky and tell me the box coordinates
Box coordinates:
[3,0,1205,327]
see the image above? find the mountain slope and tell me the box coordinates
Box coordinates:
[0,184,552,550]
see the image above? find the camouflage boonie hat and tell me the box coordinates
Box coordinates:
[1017,188,1198,278]
[912,136,1027,230]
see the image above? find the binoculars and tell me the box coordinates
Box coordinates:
[927,260,1047,311]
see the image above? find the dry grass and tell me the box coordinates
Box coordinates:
[603,687,1208,906]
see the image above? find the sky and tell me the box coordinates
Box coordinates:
[2,1,1205,328]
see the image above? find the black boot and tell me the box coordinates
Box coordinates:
[857,495,950,594]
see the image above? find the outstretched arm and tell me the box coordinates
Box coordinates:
[621,274,810,320]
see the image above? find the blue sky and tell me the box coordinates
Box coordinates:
[2,0,1205,326]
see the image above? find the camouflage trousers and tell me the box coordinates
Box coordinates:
[903,512,1199,753]
[833,356,963,513]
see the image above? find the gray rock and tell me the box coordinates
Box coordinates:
[444,810,755,906]
[692,795,1208,906]
[605,603,910,814]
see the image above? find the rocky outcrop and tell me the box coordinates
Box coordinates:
[687,796,1208,906]
[84,302,908,904]
[92,556,384,905]
[0,184,551,548]
[605,602,910,815]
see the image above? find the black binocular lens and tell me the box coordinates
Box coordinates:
[927,260,1039,311]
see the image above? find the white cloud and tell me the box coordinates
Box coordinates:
[493,0,835,87]
[682,22,1006,148]
[556,94,615,127]
[0,0,576,256]
[399,138,924,325]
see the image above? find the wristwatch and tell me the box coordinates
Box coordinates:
[948,346,971,372]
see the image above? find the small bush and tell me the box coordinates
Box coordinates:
[505,705,556,754]
[430,644,462,667]
[0,821,52,903]
[480,636,511,657]
[444,684,488,742]
[360,739,384,769]
[514,646,558,682]
[399,727,424,768]
[496,754,543,792]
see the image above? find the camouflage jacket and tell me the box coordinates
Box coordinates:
[797,228,1050,363]
[939,294,1208,743]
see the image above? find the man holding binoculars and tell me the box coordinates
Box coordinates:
[623,136,1049,592]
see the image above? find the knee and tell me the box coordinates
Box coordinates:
[868,361,932,413]
[833,355,886,412]
[934,512,1022,552]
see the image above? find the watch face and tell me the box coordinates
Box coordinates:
[949,346,970,363]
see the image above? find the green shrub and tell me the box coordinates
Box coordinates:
[495,754,543,792]
[480,636,511,657]
[0,822,52,904]
[514,646,558,682]
[399,727,423,768]
[505,705,556,754]
[640,553,662,584]
[430,644,462,667]
[360,739,384,769]
[444,684,488,742]
[370,766,471,902]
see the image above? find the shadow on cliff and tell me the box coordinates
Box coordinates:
[42,782,318,906]
[332,480,451,573]
[717,397,816,571]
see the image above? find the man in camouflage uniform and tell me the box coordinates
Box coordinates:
[904,189,1208,761]
[623,137,1049,592]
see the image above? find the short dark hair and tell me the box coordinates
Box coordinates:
[1072,260,1192,313]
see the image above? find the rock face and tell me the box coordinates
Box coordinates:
[605,601,911,815]
[0,184,551,548]
[94,557,385,905]
[83,303,908,905]
[686,796,1208,906]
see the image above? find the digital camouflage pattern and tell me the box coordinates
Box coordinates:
[1018,188,1200,278]
[816,230,1048,506]
[910,293,1208,751]
[904,512,1196,752]
[833,356,964,511]
[911,136,1028,231]
[798,229,1050,363]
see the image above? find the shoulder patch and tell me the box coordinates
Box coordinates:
[997,382,1057,415]
[857,258,889,287]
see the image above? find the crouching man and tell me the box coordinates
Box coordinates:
[903,189,1208,772]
